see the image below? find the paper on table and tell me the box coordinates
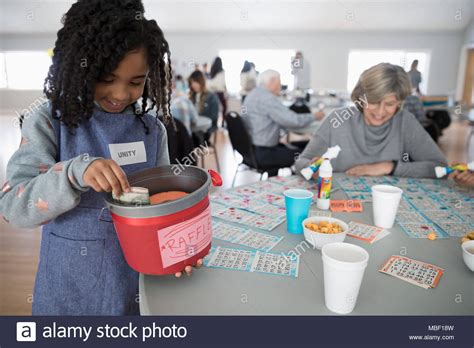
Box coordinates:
[379,255,444,289]
[215,207,284,231]
[212,221,283,252]
[330,200,363,212]
[204,246,255,271]
[347,221,390,244]
[204,246,299,277]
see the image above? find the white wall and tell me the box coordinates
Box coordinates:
[166,31,463,96]
[0,30,465,111]
[463,20,474,44]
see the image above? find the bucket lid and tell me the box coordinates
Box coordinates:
[104,165,211,218]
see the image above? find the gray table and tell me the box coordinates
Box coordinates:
[139,176,474,315]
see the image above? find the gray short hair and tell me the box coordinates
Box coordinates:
[257,69,280,87]
[351,63,411,109]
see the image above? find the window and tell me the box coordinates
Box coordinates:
[218,49,296,94]
[0,53,7,89]
[347,50,430,94]
[1,51,51,90]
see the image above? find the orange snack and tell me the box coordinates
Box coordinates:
[460,231,474,244]
[304,221,343,234]
[150,191,188,204]
[427,232,437,241]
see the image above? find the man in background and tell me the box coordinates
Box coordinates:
[242,69,324,176]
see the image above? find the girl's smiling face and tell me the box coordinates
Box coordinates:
[94,47,149,113]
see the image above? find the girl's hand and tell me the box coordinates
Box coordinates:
[346,162,394,177]
[449,170,474,187]
[83,159,130,197]
[175,259,204,278]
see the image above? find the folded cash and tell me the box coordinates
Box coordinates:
[112,187,150,205]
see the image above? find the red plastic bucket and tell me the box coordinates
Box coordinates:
[104,165,222,275]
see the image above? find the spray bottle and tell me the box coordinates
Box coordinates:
[316,158,333,210]
[300,145,341,180]
[435,162,474,178]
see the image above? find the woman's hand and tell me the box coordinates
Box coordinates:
[449,170,474,187]
[346,161,394,176]
[313,111,325,120]
[175,259,204,278]
[83,159,130,197]
[310,156,320,179]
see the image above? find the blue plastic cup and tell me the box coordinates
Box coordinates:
[283,189,314,234]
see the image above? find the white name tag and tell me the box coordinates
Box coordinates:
[108,141,147,166]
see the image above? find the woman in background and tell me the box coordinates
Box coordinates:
[408,59,422,94]
[295,63,446,178]
[207,57,227,118]
[240,61,257,102]
[188,70,219,131]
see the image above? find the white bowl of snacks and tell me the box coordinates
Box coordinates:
[302,217,349,250]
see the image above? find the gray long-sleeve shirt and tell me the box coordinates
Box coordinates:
[294,107,447,178]
[242,87,315,147]
[0,102,169,229]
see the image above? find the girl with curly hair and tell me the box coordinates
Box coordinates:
[0,0,203,315]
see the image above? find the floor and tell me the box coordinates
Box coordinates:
[0,108,472,315]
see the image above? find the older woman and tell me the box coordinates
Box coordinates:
[295,63,447,178]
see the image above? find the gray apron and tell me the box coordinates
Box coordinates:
[32,108,159,315]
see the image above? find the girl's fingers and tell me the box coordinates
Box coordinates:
[88,178,103,192]
[94,172,112,192]
[175,262,203,278]
[110,161,130,193]
[102,166,123,197]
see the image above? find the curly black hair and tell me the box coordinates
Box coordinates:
[44,0,172,132]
